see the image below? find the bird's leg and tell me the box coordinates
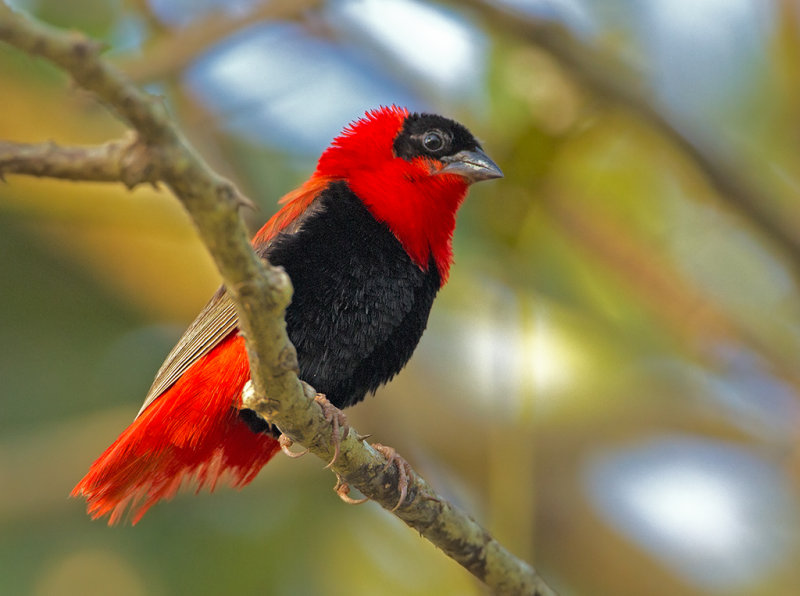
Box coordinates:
[372,443,412,512]
[314,394,350,468]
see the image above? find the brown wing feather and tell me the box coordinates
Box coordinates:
[135,180,333,420]
[136,288,238,418]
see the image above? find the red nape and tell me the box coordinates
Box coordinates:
[72,334,280,525]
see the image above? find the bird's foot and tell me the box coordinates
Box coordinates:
[314,394,350,468]
[372,443,412,512]
[333,473,369,505]
[278,434,308,458]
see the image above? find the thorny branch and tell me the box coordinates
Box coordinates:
[0,4,556,595]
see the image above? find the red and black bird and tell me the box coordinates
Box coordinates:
[73,106,503,524]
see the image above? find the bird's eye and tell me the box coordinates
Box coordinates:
[422,130,445,152]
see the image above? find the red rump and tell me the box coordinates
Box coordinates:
[71,334,280,525]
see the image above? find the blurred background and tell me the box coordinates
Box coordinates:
[1,0,799,594]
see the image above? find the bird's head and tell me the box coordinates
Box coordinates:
[314,106,502,281]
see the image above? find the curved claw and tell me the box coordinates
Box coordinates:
[278,434,309,459]
[372,443,412,512]
[334,473,368,505]
[314,394,350,468]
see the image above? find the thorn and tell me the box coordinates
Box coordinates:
[218,180,256,211]
[236,192,257,211]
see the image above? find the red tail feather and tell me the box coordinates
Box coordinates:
[72,334,280,524]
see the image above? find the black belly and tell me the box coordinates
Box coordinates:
[261,180,440,410]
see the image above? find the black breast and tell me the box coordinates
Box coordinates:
[261,181,440,410]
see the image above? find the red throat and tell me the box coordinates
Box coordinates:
[348,164,468,281]
[313,106,469,282]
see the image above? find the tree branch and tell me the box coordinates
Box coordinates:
[0,134,157,187]
[0,4,557,595]
[117,0,322,83]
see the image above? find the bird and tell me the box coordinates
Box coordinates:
[72,106,503,524]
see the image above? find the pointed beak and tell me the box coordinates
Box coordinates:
[438,148,503,184]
